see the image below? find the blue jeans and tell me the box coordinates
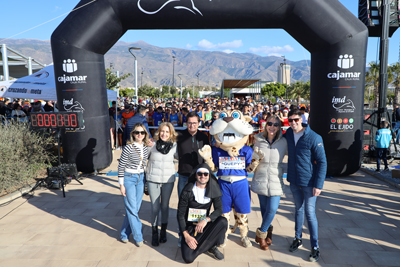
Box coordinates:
[289,183,319,248]
[177,174,189,198]
[376,148,388,170]
[120,172,145,243]
[257,195,281,233]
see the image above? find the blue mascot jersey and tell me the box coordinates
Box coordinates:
[212,146,253,177]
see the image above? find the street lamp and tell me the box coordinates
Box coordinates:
[172,56,176,89]
[196,72,200,88]
[129,47,141,104]
[178,74,183,99]
[141,70,144,88]
[192,82,194,99]
[281,55,287,100]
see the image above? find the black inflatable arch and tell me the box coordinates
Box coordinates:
[51,0,368,175]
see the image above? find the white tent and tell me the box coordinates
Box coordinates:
[0,65,117,101]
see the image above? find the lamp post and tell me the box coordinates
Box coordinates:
[141,70,144,88]
[192,82,194,99]
[129,47,141,104]
[281,55,287,100]
[178,74,183,99]
[172,56,176,90]
[196,72,200,88]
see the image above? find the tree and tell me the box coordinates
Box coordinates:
[287,81,310,105]
[389,62,400,108]
[105,68,131,90]
[261,82,286,98]
[365,62,380,108]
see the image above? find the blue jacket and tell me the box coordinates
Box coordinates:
[124,113,152,145]
[375,128,391,148]
[284,125,327,189]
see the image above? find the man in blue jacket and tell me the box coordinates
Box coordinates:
[284,109,327,262]
[124,105,152,145]
[375,121,392,172]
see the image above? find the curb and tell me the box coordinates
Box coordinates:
[360,168,400,190]
[0,183,36,205]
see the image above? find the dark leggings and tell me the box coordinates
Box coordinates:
[181,216,228,263]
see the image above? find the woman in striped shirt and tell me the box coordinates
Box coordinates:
[118,122,149,247]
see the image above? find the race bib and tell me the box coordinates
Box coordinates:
[183,122,187,127]
[157,120,162,126]
[261,121,266,129]
[188,208,207,222]
[219,157,246,170]
[171,120,178,126]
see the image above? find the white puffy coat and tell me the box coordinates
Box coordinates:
[251,132,287,196]
[146,143,178,184]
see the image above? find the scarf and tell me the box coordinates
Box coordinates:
[156,139,173,155]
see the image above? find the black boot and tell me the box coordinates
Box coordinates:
[159,223,167,243]
[266,225,273,246]
[152,226,159,246]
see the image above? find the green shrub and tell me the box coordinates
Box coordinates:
[0,121,55,195]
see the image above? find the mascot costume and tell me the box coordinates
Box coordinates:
[199,110,264,247]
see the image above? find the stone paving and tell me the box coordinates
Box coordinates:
[0,149,400,267]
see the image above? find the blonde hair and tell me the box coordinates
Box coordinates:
[128,123,149,145]
[153,122,178,143]
[262,115,282,139]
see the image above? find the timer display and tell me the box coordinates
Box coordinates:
[30,112,84,128]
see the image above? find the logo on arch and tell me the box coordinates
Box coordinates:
[63,59,78,73]
[337,54,354,69]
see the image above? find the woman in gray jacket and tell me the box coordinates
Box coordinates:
[146,122,178,246]
[251,115,287,251]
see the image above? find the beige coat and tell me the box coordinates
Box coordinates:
[250,132,287,196]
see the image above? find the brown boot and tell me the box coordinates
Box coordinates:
[255,228,269,250]
[266,225,273,246]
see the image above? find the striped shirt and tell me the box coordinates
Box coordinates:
[118,143,148,185]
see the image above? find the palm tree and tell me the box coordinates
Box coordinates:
[389,63,400,108]
[365,62,380,108]
[287,81,310,106]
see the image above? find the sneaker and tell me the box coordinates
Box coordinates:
[309,247,320,262]
[375,169,380,172]
[178,236,182,248]
[121,239,129,243]
[207,246,224,260]
[289,238,302,252]
[116,146,122,150]
[241,236,252,248]
[136,241,144,247]
[384,167,390,172]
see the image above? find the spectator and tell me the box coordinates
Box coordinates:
[124,105,152,145]
[11,104,28,122]
[43,101,54,112]
[375,121,392,172]
[152,106,164,127]
[146,122,178,246]
[177,164,227,263]
[300,106,309,124]
[285,109,327,262]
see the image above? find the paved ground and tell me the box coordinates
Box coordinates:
[1,150,400,267]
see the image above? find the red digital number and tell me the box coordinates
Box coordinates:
[63,114,70,127]
[57,114,63,127]
[31,114,38,127]
[50,114,56,127]
[37,114,44,127]
[44,114,50,127]
[70,114,77,127]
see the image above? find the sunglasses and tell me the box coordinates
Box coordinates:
[267,122,280,127]
[288,118,301,123]
[133,131,146,135]
[197,172,209,177]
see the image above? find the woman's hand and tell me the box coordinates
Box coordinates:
[184,232,198,250]
[120,184,126,196]
[195,219,207,234]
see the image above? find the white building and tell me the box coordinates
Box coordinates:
[277,63,291,86]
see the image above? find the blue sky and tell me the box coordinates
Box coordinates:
[1,0,399,64]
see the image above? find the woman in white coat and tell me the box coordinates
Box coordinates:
[146,122,178,246]
[251,115,287,251]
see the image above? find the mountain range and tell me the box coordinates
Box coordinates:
[1,39,311,89]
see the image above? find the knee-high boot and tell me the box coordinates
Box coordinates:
[219,211,231,247]
[159,223,167,243]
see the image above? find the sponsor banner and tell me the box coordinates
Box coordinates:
[7,87,42,95]
[329,117,354,134]
[327,54,361,81]
[57,59,88,84]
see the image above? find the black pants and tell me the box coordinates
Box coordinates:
[181,216,228,263]
[376,147,388,170]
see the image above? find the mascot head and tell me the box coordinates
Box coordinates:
[210,110,253,157]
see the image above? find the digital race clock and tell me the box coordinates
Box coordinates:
[30,112,84,129]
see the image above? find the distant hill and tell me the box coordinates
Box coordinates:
[1,39,311,88]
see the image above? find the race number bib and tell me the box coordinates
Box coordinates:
[171,120,178,126]
[188,208,207,222]
[261,121,266,129]
[219,157,246,169]
[157,120,162,126]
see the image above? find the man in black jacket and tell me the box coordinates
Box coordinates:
[177,163,227,263]
[177,111,210,196]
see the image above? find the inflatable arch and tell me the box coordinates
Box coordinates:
[51,0,368,175]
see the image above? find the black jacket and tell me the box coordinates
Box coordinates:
[177,163,223,233]
[177,129,209,176]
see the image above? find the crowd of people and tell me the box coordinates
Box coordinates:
[116,96,326,264]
